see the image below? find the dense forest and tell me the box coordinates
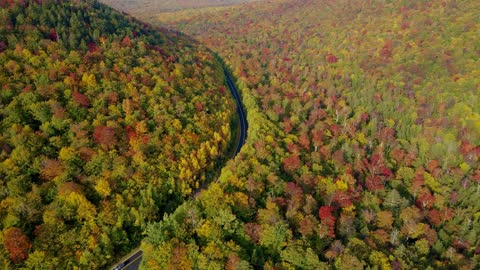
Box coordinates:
[99,0,259,19]
[141,0,480,269]
[0,0,235,269]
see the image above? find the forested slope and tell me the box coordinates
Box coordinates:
[142,0,480,269]
[100,0,259,18]
[0,0,234,269]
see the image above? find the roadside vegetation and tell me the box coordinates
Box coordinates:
[0,1,234,268]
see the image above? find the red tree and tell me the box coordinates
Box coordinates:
[318,206,336,237]
[298,133,310,150]
[122,36,131,46]
[332,191,353,208]
[49,28,58,41]
[218,85,226,95]
[416,191,435,209]
[125,125,137,141]
[195,101,203,112]
[73,90,89,107]
[3,228,31,263]
[87,42,98,52]
[283,154,301,172]
[318,206,334,221]
[426,209,441,226]
[365,175,384,191]
[326,53,338,63]
[380,39,393,58]
[93,126,117,148]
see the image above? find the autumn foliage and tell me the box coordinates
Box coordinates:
[93,126,117,148]
[282,154,300,172]
[72,90,89,107]
[3,228,31,264]
[142,0,480,269]
[325,53,338,63]
[0,0,234,268]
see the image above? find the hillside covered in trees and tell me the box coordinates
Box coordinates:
[141,0,480,269]
[100,0,259,19]
[0,0,235,269]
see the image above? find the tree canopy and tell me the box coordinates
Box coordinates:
[142,0,480,268]
[0,0,234,268]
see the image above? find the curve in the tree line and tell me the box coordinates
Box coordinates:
[110,68,248,270]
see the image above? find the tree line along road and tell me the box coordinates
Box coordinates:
[110,69,248,270]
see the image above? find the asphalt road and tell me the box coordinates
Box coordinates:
[109,69,248,270]
[110,250,142,270]
[225,70,248,154]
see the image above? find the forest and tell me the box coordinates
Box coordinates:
[1,0,480,269]
[99,0,258,19]
[0,0,235,269]
[140,0,480,269]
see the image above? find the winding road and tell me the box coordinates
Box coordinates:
[225,70,248,154]
[110,69,248,270]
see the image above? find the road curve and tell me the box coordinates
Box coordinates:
[225,70,248,154]
[110,68,248,270]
